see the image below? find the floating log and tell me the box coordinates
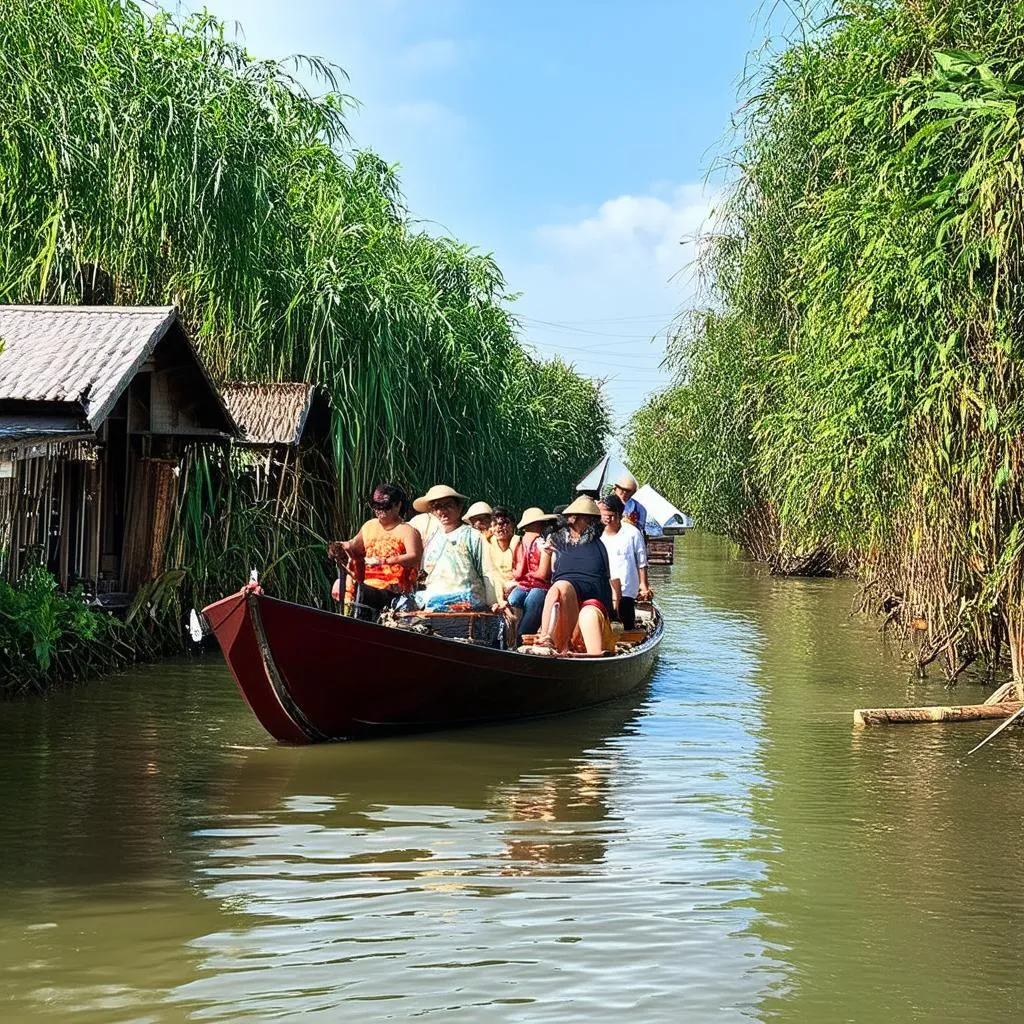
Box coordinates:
[853,701,1024,727]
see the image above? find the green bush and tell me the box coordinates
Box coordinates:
[0,567,102,673]
[628,0,1024,678]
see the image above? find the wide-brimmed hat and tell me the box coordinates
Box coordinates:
[413,484,468,513]
[563,495,601,517]
[462,500,494,523]
[517,506,558,531]
[614,473,638,491]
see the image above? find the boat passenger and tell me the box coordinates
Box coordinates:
[463,501,494,538]
[535,495,615,655]
[613,474,648,536]
[598,494,652,630]
[409,509,441,549]
[413,484,490,611]
[333,483,422,621]
[505,506,557,641]
[485,506,520,596]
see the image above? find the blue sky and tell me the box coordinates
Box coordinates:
[183,0,778,426]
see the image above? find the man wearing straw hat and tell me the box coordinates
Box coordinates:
[411,484,490,611]
[613,473,647,536]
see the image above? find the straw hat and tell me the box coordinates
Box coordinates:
[413,484,468,513]
[462,500,494,523]
[614,473,638,492]
[517,506,558,531]
[563,495,601,517]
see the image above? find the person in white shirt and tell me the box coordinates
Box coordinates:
[598,494,652,629]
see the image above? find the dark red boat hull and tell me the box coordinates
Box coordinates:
[202,589,663,743]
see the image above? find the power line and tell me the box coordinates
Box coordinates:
[517,316,675,340]
[553,357,668,371]
[519,312,680,325]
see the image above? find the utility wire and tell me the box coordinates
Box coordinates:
[517,316,675,340]
[518,312,679,325]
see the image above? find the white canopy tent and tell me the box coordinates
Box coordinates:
[633,484,692,532]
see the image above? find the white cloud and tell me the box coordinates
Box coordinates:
[507,183,716,426]
[537,183,713,281]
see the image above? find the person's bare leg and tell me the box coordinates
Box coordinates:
[540,581,579,652]
[577,606,607,655]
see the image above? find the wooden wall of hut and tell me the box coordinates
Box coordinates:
[122,455,179,592]
[0,443,102,590]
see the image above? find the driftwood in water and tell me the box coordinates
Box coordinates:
[984,681,1022,704]
[853,701,1024,727]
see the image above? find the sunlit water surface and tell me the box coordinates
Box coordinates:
[2,533,1023,1022]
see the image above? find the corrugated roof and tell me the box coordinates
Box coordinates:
[0,305,178,430]
[0,413,87,438]
[220,382,320,446]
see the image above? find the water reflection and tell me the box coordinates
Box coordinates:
[169,579,778,1021]
[1,536,789,1023]
[672,534,1024,1024]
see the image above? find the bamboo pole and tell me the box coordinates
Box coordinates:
[853,701,1024,727]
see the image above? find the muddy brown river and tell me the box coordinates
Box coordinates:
[2,533,1022,1021]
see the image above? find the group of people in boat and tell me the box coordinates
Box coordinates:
[328,476,653,656]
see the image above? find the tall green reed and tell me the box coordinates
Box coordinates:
[0,0,610,627]
[628,0,1024,679]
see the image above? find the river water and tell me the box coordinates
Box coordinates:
[2,532,1023,1022]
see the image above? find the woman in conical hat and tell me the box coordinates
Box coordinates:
[505,507,558,642]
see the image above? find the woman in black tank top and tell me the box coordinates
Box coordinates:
[536,497,614,655]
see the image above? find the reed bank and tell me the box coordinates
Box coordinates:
[627,0,1024,693]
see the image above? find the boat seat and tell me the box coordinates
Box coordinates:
[392,610,506,649]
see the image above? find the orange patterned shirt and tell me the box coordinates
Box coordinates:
[354,518,418,593]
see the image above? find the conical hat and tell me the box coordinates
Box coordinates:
[563,495,601,516]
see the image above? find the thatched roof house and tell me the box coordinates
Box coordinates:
[0,305,237,597]
[220,382,329,448]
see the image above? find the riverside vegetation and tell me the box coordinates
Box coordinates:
[0,0,609,693]
[627,0,1024,687]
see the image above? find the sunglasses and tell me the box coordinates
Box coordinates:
[492,516,512,525]
[369,499,395,511]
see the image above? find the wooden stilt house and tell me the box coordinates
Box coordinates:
[219,382,333,521]
[0,306,236,604]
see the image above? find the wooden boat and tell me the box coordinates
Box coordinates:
[202,585,663,744]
